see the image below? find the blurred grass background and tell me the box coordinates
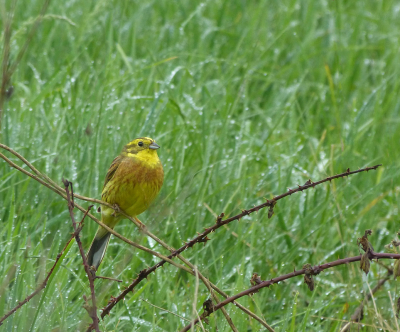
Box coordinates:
[1,0,400,331]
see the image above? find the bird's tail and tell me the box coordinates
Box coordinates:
[87,227,112,271]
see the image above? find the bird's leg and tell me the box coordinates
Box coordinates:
[89,265,97,277]
[134,217,147,231]
[111,203,121,217]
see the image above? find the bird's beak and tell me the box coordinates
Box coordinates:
[149,142,160,150]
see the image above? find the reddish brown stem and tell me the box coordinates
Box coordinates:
[179,251,400,332]
[101,164,381,318]
[63,180,100,332]
[341,271,392,331]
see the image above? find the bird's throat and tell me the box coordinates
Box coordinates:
[126,150,160,168]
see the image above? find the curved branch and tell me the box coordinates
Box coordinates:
[340,270,392,332]
[0,145,270,328]
[179,252,400,332]
[0,151,191,274]
[101,164,382,316]
[62,183,100,332]
[0,143,383,329]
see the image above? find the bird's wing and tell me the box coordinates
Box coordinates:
[103,155,124,189]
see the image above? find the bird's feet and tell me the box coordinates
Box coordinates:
[111,203,121,217]
[88,265,97,278]
[135,217,147,232]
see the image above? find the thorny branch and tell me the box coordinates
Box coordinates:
[0,149,192,273]
[0,144,272,329]
[1,145,240,328]
[196,268,238,332]
[0,235,74,326]
[340,269,393,332]
[0,3,392,332]
[0,143,385,330]
[63,180,100,332]
[1,150,173,328]
[180,250,400,332]
[101,164,382,316]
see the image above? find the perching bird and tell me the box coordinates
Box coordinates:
[87,137,164,270]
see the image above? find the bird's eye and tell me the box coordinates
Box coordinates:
[138,141,144,147]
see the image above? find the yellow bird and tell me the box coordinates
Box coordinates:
[87,137,164,270]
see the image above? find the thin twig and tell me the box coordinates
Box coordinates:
[131,217,272,330]
[0,145,382,254]
[63,180,100,332]
[0,235,74,326]
[0,145,272,329]
[192,267,206,332]
[131,218,241,332]
[340,271,393,332]
[137,216,273,330]
[311,315,397,332]
[0,151,192,274]
[200,276,239,332]
[179,251,400,332]
[0,144,382,329]
[102,165,382,317]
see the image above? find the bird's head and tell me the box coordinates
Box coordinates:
[122,137,160,157]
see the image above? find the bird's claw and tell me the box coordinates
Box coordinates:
[138,220,147,231]
[111,204,121,217]
[132,217,146,232]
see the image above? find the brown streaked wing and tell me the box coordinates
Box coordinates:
[103,155,124,189]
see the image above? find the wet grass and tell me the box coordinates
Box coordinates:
[1,0,400,331]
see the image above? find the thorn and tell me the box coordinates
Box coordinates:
[198,235,211,245]
[250,273,263,287]
[216,212,224,224]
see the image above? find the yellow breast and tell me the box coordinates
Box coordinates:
[101,152,164,217]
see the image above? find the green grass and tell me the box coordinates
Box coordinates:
[1,0,400,331]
